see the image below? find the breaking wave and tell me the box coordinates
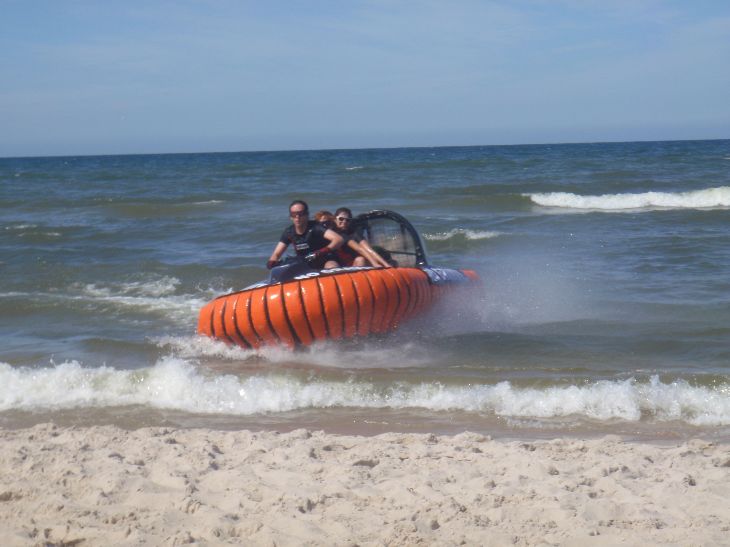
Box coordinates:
[2,359,728,426]
[70,277,215,323]
[527,186,730,211]
[1,276,215,324]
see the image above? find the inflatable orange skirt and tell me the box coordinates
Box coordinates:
[198,266,478,349]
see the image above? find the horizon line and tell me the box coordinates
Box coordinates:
[2,136,728,161]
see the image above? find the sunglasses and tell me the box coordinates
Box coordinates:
[336,216,352,222]
[290,211,308,218]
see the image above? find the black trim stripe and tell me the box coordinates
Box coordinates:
[294,281,316,344]
[300,278,325,342]
[362,271,380,333]
[248,289,265,344]
[208,302,216,338]
[316,278,331,339]
[384,270,404,329]
[280,284,303,347]
[411,270,424,315]
[370,271,390,333]
[231,295,253,349]
[219,300,236,345]
[421,272,432,310]
[211,299,224,339]
[378,272,392,332]
[350,275,373,336]
[331,276,347,338]
[395,269,415,321]
[368,271,387,334]
[367,274,376,330]
[381,270,400,330]
[245,291,263,348]
[346,274,360,337]
[267,285,295,346]
[262,287,282,345]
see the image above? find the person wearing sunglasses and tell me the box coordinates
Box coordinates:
[333,207,392,268]
[266,200,343,270]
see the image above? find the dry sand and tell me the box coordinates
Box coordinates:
[1,424,729,546]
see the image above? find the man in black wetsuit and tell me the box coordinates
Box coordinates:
[266,200,344,270]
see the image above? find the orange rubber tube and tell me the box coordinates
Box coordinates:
[223,294,250,348]
[233,291,261,349]
[249,287,277,346]
[317,276,344,339]
[299,278,327,342]
[334,275,358,338]
[282,281,314,346]
[349,271,374,337]
[265,284,296,348]
[379,270,401,331]
[365,270,389,334]
[197,267,478,348]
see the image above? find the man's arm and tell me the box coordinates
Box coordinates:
[267,241,288,269]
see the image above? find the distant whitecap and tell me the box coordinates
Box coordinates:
[526,186,730,211]
[424,228,501,241]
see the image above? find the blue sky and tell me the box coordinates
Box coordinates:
[2,0,729,157]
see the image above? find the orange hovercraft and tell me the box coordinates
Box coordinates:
[198,210,479,349]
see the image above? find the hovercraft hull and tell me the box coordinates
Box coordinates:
[197,266,478,349]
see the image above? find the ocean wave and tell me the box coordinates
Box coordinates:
[3,222,66,239]
[345,166,364,171]
[80,276,182,298]
[4,223,39,231]
[526,186,730,211]
[1,360,728,425]
[424,228,501,241]
[72,278,213,322]
[103,199,226,218]
[1,276,215,324]
[191,200,224,206]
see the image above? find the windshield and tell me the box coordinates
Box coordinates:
[354,210,428,268]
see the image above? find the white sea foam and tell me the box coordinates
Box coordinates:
[527,186,730,211]
[156,335,439,369]
[345,166,364,171]
[4,224,38,231]
[1,360,728,425]
[156,335,256,360]
[81,276,181,298]
[73,276,219,323]
[1,277,215,324]
[424,228,501,241]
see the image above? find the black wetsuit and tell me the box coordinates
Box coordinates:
[280,221,334,268]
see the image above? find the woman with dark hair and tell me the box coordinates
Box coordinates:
[333,207,391,268]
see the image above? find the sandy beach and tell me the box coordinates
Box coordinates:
[0,425,728,546]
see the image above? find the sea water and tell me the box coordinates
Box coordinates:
[2,140,729,439]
